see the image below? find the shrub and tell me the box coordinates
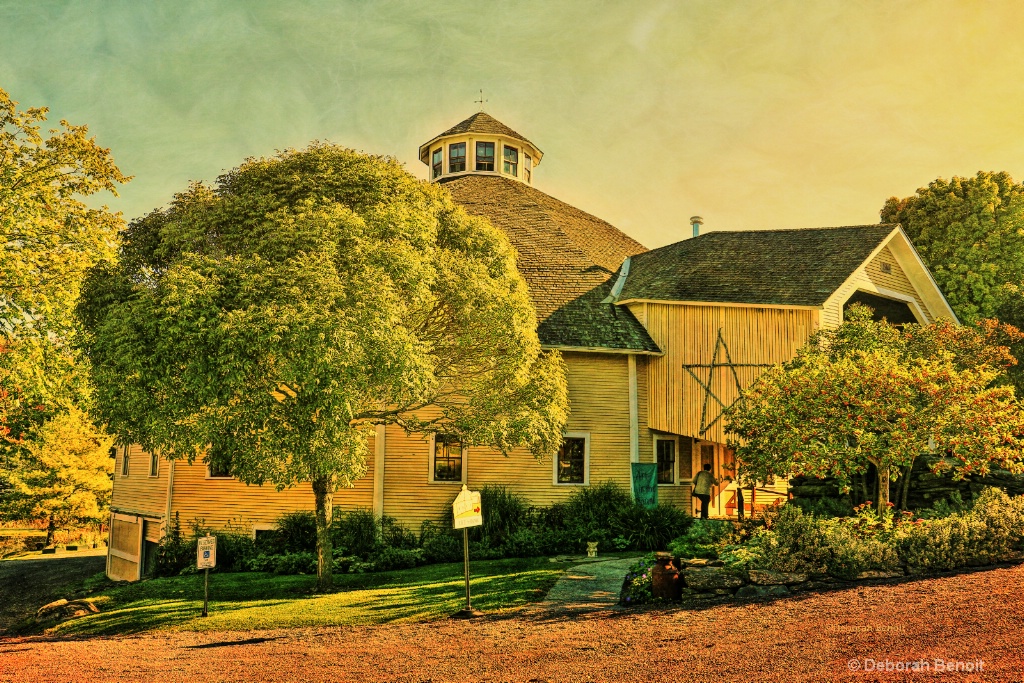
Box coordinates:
[273,511,318,554]
[475,485,533,547]
[668,519,733,559]
[380,515,419,551]
[420,521,462,564]
[331,509,378,557]
[372,546,424,571]
[620,554,657,605]
[558,481,636,549]
[154,513,196,577]
[273,551,318,575]
[615,504,692,551]
[790,496,854,518]
[917,491,972,520]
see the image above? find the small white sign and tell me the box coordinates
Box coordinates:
[452,485,482,529]
[197,535,217,569]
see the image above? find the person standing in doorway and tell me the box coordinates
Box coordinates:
[692,464,716,519]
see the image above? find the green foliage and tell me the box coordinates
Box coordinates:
[727,306,1024,509]
[78,143,569,588]
[668,519,733,559]
[620,554,657,605]
[271,552,318,575]
[917,490,972,520]
[419,521,463,564]
[789,496,855,518]
[881,171,1024,324]
[0,87,128,520]
[475,485,533,547]
[371,546,425,571]
[271,511,318,554]
[331,509,379,558]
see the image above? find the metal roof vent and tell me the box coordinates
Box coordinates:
[691,216,704,238]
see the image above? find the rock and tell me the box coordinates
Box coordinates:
[736,584,790,599]
[684,567,746,591]
[747,569,807,586]
[855,570,904,580]
[683,558,710,567]
[36,599,69,621]
[712,588,734,596]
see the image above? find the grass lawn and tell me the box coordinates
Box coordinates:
[50,556,566,636]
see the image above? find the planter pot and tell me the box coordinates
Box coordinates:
[652,553,681,600]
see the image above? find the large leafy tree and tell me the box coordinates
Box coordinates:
[0,86,128,514]
[4,407,114,544]
[881,171,1024,324]
[726,306,1024,511]
[78,144,569,589]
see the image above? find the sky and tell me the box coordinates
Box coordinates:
[2,0,1024,248]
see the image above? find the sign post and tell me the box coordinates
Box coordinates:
[452,485,482,618]
[197,534,216,617]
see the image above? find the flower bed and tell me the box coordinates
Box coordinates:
[621,487,1024,605]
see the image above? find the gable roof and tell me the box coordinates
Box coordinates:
[619,225,899,307]
[440,174,659,353]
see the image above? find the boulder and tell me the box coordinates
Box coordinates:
[682,558,709,567]
[735,584,790,599]
[684,567,746,591]
[747,569,807,586]
[854,570,904,580]
[36,598,99,623]
[36,599,68,620]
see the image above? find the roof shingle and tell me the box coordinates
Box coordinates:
[436,112,537,150]
[619,225,897,306]
[440,174,658,352]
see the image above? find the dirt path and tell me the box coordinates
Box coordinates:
[3,561,1021,682]
[527,555,637,615]
[0,549,106,634]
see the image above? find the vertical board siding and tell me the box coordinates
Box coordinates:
[822,246,932,328]
[644,304,818,444]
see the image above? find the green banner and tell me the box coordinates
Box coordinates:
[631,462,659,509]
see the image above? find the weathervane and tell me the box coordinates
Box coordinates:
[475,89,488,111]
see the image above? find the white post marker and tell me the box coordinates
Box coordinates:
[197,534,216,617]
[452,485,482,618]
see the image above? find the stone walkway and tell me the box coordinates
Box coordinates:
[527,555,640,616]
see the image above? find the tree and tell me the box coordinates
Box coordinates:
[726,306,1024,511]
[3,407,114,544]
[881,171,1024,325]
[78,143,569,589]
[0,86,128,514]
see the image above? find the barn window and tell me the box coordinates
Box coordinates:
[475,142,495,171]
[449,142,466,173]
[524,153,532,182]
[503,146,518,176]
[149,452,159,477]
[656,437,676,484]
[121,449,129,477]
[431,435,464,482]
[206,446,232,478]
[555,434,589,485]
[431,148,443,179]
[880,262,892,274]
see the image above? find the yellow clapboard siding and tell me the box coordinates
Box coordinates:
[643,303,818,444]
[110,445,170,518]
[381,352,635,529]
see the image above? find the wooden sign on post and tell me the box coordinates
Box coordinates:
[197,534,216,617]
[452,485,482,618]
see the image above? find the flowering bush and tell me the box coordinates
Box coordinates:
[620,555,656,605]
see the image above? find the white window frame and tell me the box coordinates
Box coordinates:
[431,147,443,179]
[653,434,679,486]
[251,522,276,541]
[205,462,233,479]
[502,145,519,177]
[120,447,129,477]
[148,451,159,478]
[553,432,590,486]
[428,433,467,484]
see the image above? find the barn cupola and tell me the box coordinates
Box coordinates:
[418,112,543,185]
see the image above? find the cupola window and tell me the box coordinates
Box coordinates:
[524,154,532,183]
[448,142,466,173]
[431,148,443,179]
[503,146,519,176]
[475,142,495,171]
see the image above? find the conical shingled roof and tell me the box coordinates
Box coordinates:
[441,174,658,352]
[436,112,538,150]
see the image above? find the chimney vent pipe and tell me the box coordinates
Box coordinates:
[690,215,704,238]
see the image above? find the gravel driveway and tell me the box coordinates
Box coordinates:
[2,561,1021,682]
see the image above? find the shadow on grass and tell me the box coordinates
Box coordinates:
[49,557,564,636]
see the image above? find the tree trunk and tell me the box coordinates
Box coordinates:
[898,461,914,510]
[876,467,891,513]
[311,474,336,591]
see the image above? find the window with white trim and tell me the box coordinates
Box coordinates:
[523,153,532,182]
[555,433,589,485]
[449,142,466,173]
[121,448,129,477]
[655,436,677,484]
[206,446,232,478]
[431,434,464,483]
[503,145,518,176]
[475,142,495,171]
[149,452,159,477]
[431,148,443,179]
